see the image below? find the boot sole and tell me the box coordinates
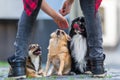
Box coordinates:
[92,72,107,78]
[8,75,26,79]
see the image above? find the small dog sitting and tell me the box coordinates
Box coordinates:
[69,17,87,74]
[26,44,43,77]
[44,29,71,76]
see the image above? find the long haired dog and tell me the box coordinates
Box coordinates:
[26,44,43,77]
[44,29,71,76]
[69,17,87,73]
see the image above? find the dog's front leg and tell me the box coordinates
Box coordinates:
[58,60,64,76]
[49,65,57,76]
[44,56,51,76]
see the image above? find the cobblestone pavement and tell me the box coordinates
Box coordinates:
[0,44,120,80]
[0,67,120,80]
[0,62,120,80]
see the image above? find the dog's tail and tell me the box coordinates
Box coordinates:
[70,34,87,73]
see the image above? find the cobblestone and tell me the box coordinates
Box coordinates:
[0,65,120,80]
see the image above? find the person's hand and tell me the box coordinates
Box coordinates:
[59,0,74,16]
[54,14,69,29]
[41,0,69,29]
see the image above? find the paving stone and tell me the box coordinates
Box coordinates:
[0,67,120,80]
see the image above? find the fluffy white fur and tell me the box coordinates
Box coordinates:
[29,51,40,71]
[70,33,87,72]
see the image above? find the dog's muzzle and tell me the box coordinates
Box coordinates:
[33,48,42,55]
[56,29,60,35]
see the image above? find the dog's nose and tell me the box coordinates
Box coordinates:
[57,30,60,35]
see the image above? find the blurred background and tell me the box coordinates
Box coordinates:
[0,0,120,68]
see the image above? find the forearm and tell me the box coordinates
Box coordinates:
[41,0,69,29]
[41,0,60,19]
[67,0,74,4]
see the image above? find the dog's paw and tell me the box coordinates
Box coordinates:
[57,72,62,76]
[36,75,42,77]
[43,72,47,77]
[38,69,44,75]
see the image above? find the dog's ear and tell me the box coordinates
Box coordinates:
[50,32,56,38]
[65,34,71,41]
[28,44,32,50]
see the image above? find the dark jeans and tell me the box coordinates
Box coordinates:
[13,1,42,58]
[13,0,104,61]
[79,0,105,60]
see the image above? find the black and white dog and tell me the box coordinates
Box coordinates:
[69,17,88,74]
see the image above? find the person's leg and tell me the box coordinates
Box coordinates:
[79,0,106,77]
[8,0,42,78]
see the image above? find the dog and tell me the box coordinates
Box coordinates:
[26,44,43,77]
[69,17,87,74]
[44,29,71,76]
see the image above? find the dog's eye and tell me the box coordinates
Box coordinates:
[29,46,34,50]
[61,32,64,35]
[32,46,36,49]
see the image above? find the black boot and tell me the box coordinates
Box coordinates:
[8,55,26,79]
[84,59,92,74]
[91,55,106,78]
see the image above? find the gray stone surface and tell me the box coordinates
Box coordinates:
[0,67,120,80]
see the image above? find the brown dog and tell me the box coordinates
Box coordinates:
[44,29,71,76]
[26,44,43,77]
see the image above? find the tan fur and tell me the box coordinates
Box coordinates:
[44,29,71,76]
[26,44,43,78]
